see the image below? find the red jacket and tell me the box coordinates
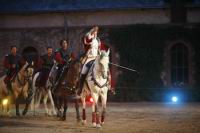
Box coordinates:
[100,42,109,51]
[55,48,75,65]
[3,54,21,69]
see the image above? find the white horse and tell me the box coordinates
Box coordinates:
[31,62,57,116]
[80,50,110,128]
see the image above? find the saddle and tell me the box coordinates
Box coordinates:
[3,71,17,84]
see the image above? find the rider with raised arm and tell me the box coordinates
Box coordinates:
[77,26,101,96]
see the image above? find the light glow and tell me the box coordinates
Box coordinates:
[2,99,8,106]
[171,96,178,103]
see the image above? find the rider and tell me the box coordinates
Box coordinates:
[3,45,21,95]
[77,26,101,96]
[38,46,55,87]
[54,39,75,84]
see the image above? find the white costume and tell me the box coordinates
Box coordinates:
[81,31,100,74]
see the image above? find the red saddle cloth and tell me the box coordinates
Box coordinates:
[4,71,17,84]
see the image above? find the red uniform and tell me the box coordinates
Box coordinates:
[55,48,75,65]
[100,41,109,51]
[3,54,21,84]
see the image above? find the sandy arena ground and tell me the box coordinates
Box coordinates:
[0,102,200,133]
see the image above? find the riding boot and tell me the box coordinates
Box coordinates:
[6,81,12,96]
[77,74,87,96]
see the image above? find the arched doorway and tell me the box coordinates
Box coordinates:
[170,43,189,87]
[22,47,38,63]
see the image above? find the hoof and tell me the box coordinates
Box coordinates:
[52,110,57,116]
[96,124,101,128]
[82,120,87,125]
[16,112,20,116]
[62,116,66,121]
[22,110,28,116]
[92,122,96,128]
[57,111,62,118]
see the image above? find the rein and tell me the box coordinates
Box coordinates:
[91,64,109,88]
[17,71,27,86]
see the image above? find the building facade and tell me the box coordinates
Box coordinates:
[0,0,200,101]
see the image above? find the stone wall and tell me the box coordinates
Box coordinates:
[0,28,64,75]
[0,27,120,87]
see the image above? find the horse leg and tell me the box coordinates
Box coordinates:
[62,97,67,121]
[43,92,49,115]
[75,99,81,122]
[56,97,62,118]
[22,99,30,116]
[81,97,87,125]
[47,89,56,115]
[100,91,107,126]
[54,97,60,116]
[15,97,20,116]
[92,104,96,127]
[22,91,33,116]
[92,93,100,128]
[35,90,42,108]
[30,95,35,111]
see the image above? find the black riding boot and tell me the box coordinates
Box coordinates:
[77,74,87,96]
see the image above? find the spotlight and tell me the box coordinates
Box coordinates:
[89,97,94,103]
[171,96,178,103]
[2,99,8,106]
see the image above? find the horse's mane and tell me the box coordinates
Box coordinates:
[59,60,81,88]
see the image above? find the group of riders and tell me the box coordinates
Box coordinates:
[3,26,113,98]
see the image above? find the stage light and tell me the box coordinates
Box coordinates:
[89,97,94,103]
[171,96,178,103]
[2,98,8,106]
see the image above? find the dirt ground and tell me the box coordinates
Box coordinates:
[0,102,200,133]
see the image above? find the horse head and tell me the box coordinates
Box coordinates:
[23,61,34,80]
[98,49,110,79]
[48,60,59,84]
[65,60,82,88]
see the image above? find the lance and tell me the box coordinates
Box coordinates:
[109,62,139,74]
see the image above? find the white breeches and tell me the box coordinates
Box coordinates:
[81,57,96,74]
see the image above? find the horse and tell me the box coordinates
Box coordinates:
[53,60,81,121]
[0,75,11,115]
[31,62,57,116]
[11,62,34,116]
[80,50,110,128]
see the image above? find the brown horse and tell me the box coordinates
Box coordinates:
[53,60,81,121]
[11,62,34,116]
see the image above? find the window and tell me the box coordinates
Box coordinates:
[170,43,189,86]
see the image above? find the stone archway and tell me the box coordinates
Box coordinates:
[164,41,194,87]
[22,46,39,63]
